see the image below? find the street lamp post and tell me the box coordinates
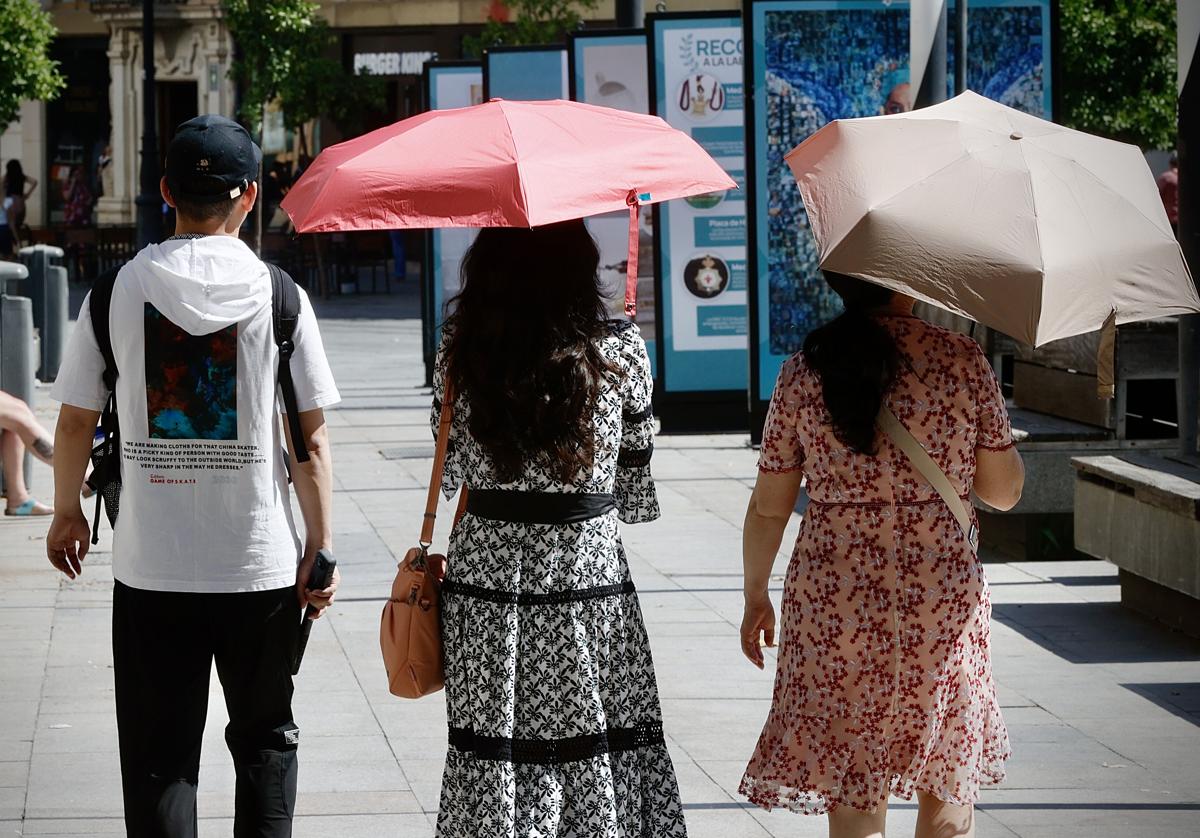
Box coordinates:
[913,0,949,109]
[954,0,968,96]
[1178,2,1200,458]
[135,0,162,249]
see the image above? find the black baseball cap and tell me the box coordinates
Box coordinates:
[165,115,262,203]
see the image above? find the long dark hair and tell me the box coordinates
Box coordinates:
[803,271,901,455]
[445,220,615,483]
[4,160,24,195]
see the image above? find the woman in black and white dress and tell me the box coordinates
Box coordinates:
[431,219,686,837]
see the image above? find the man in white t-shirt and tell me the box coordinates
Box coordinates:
[46,115,340,837]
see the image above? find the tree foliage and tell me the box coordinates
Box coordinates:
[223,0,383,143]
[1060,0,1177,149]
[464,0,601,58]
[0,0,66,132]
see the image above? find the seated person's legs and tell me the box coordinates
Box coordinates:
[0,390,55,464]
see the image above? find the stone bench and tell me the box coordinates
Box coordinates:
[1072,454,1200,637]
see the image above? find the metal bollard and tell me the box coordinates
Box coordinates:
[0,261,36,493]
[19,244,66,382]
[43,265,68,380]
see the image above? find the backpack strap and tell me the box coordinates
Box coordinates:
[88,266,122,545]
[267,262,310,464]
[90,266,120,392]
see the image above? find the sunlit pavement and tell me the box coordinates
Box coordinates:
[2,283,1198,837]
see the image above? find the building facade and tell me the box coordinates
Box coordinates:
[3,0,734,228]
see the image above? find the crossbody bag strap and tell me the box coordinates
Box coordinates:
[877,406,979,552]
[422,380,469,546]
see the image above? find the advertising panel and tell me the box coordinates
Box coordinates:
[484,46,570,100]
[421,61,484,382]
[568,30,657,373]
[950,0,1054,117]
[648,12,748,416]
[745,0,1055,432]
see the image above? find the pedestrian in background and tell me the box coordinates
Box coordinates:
[431,220,687,837]
[4,159,38,247]
[62,165,94,227]
[45,115,342,838]
[739,272,1024,838]
[1157,152,1179,237]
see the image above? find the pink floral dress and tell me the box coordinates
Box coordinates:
[740,315,1014,814]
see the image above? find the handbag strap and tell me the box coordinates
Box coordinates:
[422,380,470,548]
[877,406,979,552]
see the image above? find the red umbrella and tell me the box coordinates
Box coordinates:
[281,98,735,315]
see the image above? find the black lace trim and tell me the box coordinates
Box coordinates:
[441,579,635,605]
[617,443,653,468]
[466,489,615,524]
[448,721,665,764]
[623,404,653,423]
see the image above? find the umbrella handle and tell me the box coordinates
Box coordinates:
[625,193,639,320]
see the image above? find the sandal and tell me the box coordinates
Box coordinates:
[4,498,53,517]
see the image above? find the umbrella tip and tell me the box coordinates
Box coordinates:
[1010,131,1024,141]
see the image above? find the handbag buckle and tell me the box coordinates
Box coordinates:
[406,583,421,606]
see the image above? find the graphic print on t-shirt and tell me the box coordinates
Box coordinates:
[144,303,238,439]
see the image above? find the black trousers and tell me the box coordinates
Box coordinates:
[113,581,301,838]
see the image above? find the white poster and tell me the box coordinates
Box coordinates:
[571,34,657,358]
[654,19,748,392]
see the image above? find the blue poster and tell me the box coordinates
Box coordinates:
[651,15,748,395]
[569,31,658,376]
[950,0,1054,117]
[485,48,569,100]
[747,0,1054,405]
[749,0,909,403]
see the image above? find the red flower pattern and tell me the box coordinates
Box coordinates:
[740,315,1014,814]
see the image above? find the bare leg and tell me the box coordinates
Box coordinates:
[915,791,974,838]
[829,798,888,838]
[0,391,54,464]
[2,430,30,508]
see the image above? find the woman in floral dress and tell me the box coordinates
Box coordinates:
[739,272,1025,838]
[432,220,687,838]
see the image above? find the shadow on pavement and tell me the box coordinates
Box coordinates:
[992,601,1200,664]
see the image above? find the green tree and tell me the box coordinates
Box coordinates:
[464,0,601,58]
[223,0,383,152]
[0,0,66,131]
[1060,0,1177,149]
[223,0,383,249]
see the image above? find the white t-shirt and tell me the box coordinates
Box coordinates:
[52,236,340,593]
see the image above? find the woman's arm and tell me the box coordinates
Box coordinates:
[973,445,1024,511]
[741,469,803,668]
[23,176,38,200]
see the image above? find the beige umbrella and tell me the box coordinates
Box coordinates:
[785,90,1200,350]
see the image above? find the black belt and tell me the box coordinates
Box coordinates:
[466,490,615,525]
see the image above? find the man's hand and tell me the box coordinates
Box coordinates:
[296,549,340,620]
[46,510,91,579]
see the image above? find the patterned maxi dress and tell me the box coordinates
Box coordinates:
[432,320,688,838]
[740,315,1014,814]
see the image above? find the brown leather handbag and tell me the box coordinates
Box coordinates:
[380,384,467,698]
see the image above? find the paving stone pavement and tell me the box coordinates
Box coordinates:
[2,286,1199,837]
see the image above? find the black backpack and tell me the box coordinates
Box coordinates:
[86,261,310,544]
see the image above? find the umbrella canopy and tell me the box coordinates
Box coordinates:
[281,98,735,232]
[786,90,1200,347]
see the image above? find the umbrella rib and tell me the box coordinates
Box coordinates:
[495,101,533,227]
[1013,138,1047,344]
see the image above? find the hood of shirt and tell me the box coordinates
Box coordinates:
[126,235,269,336]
